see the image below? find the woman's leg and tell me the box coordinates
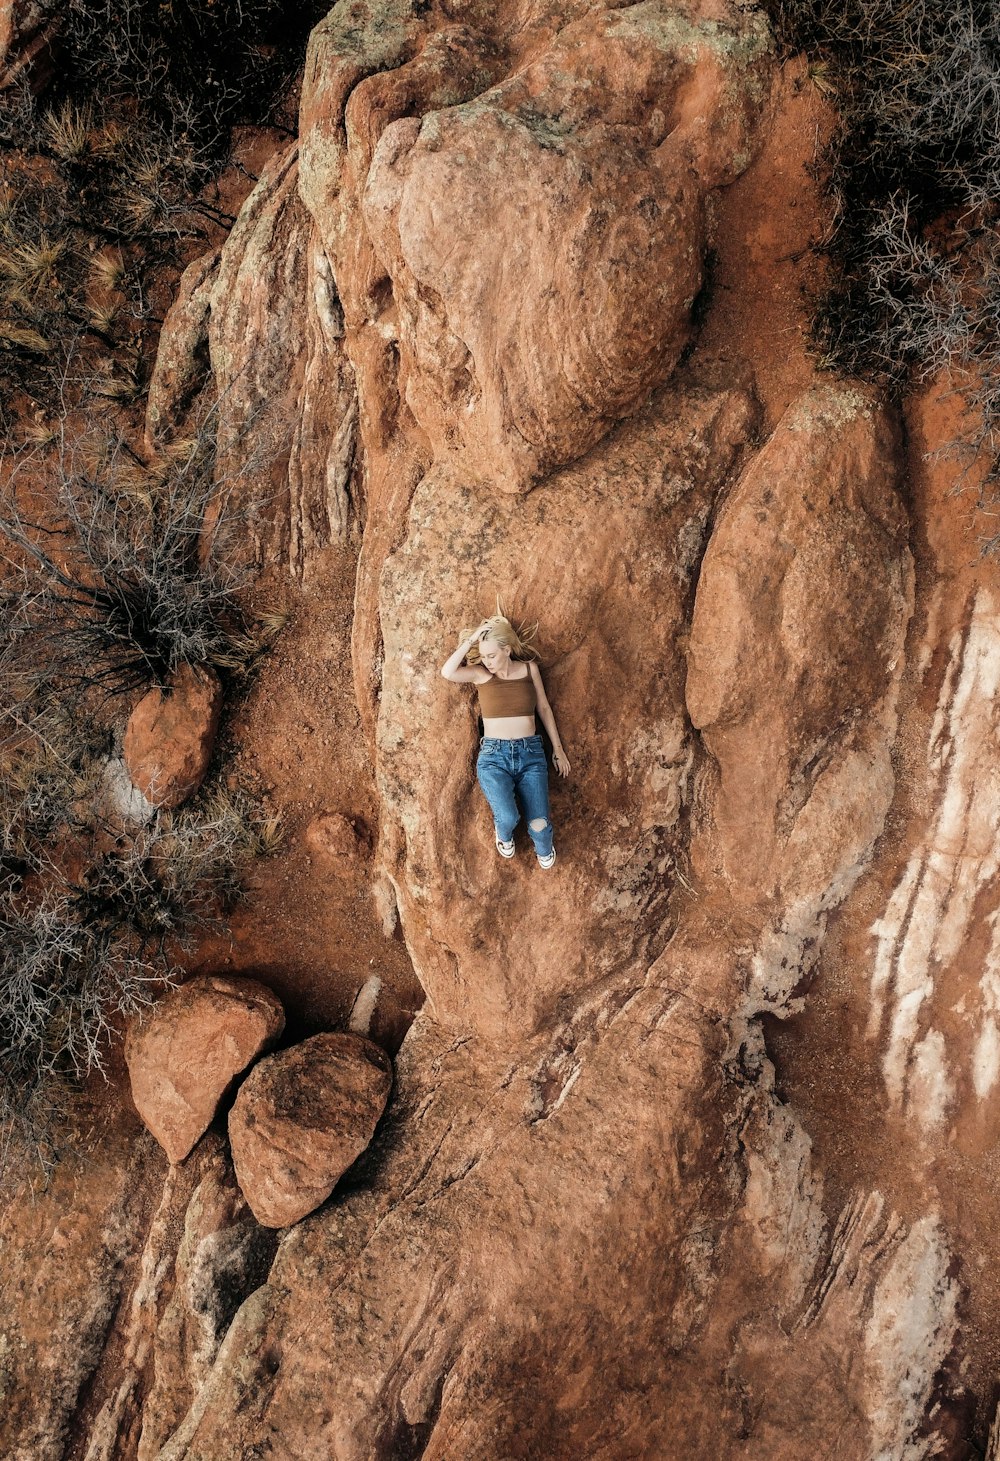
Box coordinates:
[476,754,520,843]
[516,753,554,859]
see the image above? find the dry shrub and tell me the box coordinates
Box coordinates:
[0,407,283,699]
[758,0,1000,535]
[0,403,286,1180]
[0,0,324,430]
[0,707,283,1181]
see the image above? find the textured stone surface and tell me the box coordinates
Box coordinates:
[207,144,359,574]
[125,976,285,1164]
[301,0,770,494]
[687,383,911,903]
[377,377,755,1039]
[134,1140,276,1461]
[145,249,220,450]
[0,0,53,83]
[359,12,766,490]
[304,811,364,863]
[148,371,918,1458]
[75,1134,276,1461]
[228,1033,393,1227]
[293,0,772,747]
[0,1134,153,1461]
[123,664,223,810]
[0,0,39,60]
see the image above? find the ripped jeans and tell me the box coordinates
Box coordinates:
[476,735,554,858]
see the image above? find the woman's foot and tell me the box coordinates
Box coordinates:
[537,848,556,869]
[495,832,516,859]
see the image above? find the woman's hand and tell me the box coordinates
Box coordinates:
[553,749,571,777]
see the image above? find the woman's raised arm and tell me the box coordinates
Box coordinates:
[440,621,492,682]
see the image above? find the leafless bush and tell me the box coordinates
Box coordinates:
[0,757,283,1178]
[759,0,1000,535]
[0,882,167,1182]
[0,0,321,429]
[0,407,284,699]
[0,702,104,891]
[63,0,323,141]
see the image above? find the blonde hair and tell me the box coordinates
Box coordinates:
[463,596,539,665]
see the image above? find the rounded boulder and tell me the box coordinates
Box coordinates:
[228,1033,393,1227]
[123,663,223,809]
[125,975,285,1163]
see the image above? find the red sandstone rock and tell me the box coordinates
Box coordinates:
[228,1033,393,1227]
[301,0,771,496]
[123,664,223,809]
[4,6,977,1460]
[304,811,364,862]
[0,0,53,85]
[125,976,285,1164]
[376,379,756,1040]
[144,249,220,451]
[207,144,358,573]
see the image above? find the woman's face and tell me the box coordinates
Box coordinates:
[479,636,511,674]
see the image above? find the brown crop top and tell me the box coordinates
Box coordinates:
[477,668,537,719]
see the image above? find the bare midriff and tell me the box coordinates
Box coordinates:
[482,714,537,739]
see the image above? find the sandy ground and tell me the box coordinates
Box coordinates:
[200,545,424,1039]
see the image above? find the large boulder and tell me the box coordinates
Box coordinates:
[228,1033,393,1227]
[300,0,771,495]
[123,664,223,810]
[294,0,771,745]
[125,976,285,1164]
[685,384,913,1017]
[375,377,756,1040]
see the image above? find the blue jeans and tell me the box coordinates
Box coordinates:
[476,735,554,858]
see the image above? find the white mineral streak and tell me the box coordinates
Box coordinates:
[864,1215,959,1461]
[973,910,1000,1099]
[987,1396,1000,1461]
[83,1169,181,1461]
[348,975,382,1036]
[869,588,1000,1128]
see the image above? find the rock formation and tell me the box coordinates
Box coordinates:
[3,0,998,1456]
[304,810,366,864]
[125,976,285,1163]
[228,1032,393,1226]
[0,0,55,85]
[123,665,224,810]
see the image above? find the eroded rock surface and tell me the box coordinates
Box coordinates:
[379,377,755,1038]
[125,975,285,1163]
[304,810,365,864]
[228,1032,393,1227]
[145,250,220,450]
[357,7,769,490]
[0,0,54,83]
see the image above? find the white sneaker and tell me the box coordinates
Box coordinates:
[495,832,516,859]
[537,848,556,869]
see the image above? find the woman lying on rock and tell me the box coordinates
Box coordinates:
[441,608,570,868]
